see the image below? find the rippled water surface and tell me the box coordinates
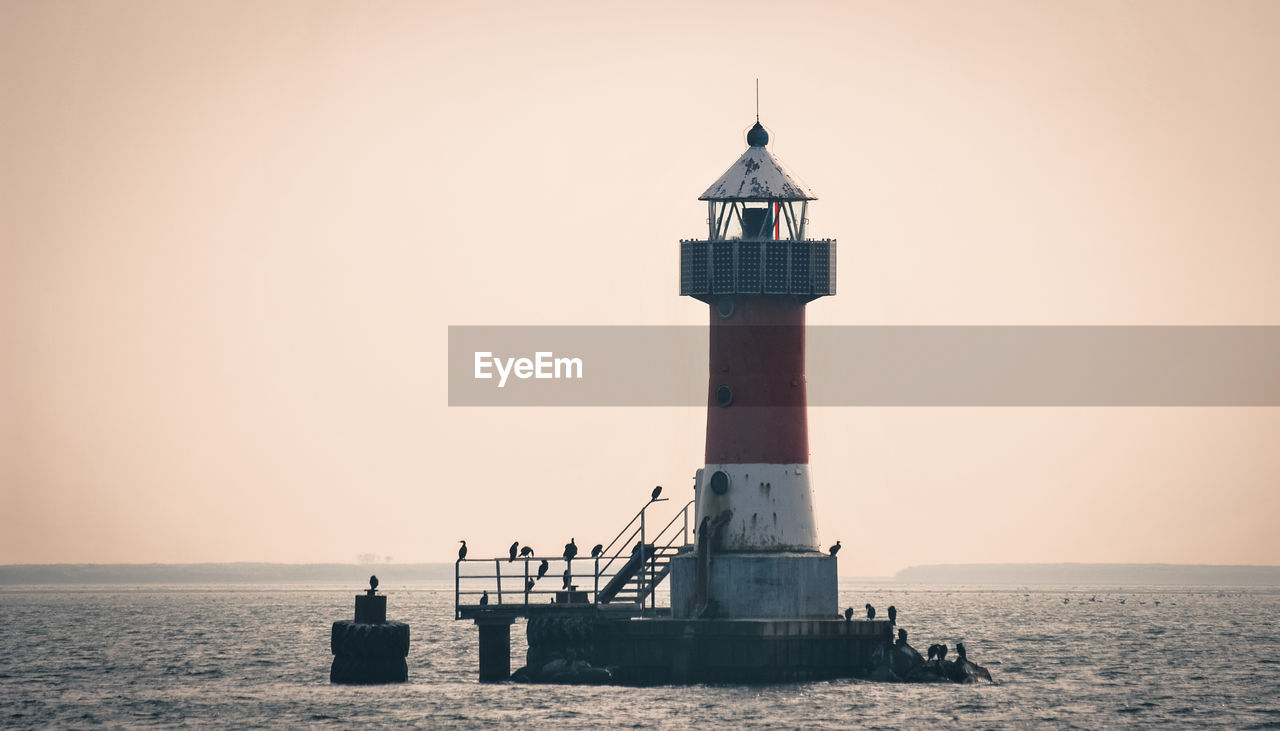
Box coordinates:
[2,584,1279,727]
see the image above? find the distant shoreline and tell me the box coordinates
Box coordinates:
[895,563,1280,586]
[2,562,1279,586]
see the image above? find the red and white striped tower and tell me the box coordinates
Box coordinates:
[671,120,837,619]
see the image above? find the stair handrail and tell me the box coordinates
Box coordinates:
[649,499,695,552]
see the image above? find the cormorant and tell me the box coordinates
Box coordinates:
[927,644,938,661]
[525,578,535,593]
[938,644,948,662]
[651,485,663,502]
[458,540,468,561]
[956,642,966,661]
[887,605,897,625]
[844,607,853,622]
[897,628,908,646]
[591,544,603,558]
[369,575,379,592]
[563,538,578,562]
[536,559,549,580]
[509,541,519,562]
[562,569,572,589]
[829,541,841,556]
[479,590,489,606]
[865,603,876,620]
[519,546,534,557]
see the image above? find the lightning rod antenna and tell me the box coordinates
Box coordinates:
[755,78,760,122]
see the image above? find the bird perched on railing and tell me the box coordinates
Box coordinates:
[525,578,535,593]
[509,541,519,562]
[536,560,549,580]
[519,546,534,558]
[457,540,468,561]
[591,544,603,558]
[651,485,663,502]
[865,603,876,620]
[563,538,578,562]
[829,540,841,556]
[562,569,572,590]
[480,590,489,606]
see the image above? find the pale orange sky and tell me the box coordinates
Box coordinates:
[2,0,1278,576]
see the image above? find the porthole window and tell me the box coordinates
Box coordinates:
[710,470,729,495]
[715,296,734,319]
[715,385,733,407]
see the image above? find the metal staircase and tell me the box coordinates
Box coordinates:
[591,498,693,610]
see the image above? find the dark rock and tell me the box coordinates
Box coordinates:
[890,641,924,678]
[947,658,993,683]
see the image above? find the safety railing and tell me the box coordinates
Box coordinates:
[455,496,694,619]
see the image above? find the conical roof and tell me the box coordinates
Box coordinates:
[699,124,816,202]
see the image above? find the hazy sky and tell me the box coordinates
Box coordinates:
[3,0,1278,576]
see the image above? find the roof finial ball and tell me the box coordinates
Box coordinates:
[746,121,769,147]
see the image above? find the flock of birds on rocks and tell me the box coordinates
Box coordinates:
[459,487,666,606]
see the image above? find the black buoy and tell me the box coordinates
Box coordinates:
[509,542,519,563]
[330,576,409,684]
[866,603,876,620]
[844,607,853,622]
[520,546,534,557]
[651,485,663,501]
[829,541,841,556]
[458,540,468,561]
[591,544,603,558]
[888,605,897,625]
[537,560,549,580]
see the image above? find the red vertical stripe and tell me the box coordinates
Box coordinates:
[774,203,780,239]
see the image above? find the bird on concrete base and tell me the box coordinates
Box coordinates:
[829,541,841,556]
[479,590,489,606]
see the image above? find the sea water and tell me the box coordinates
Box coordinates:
[2,584,1279,727]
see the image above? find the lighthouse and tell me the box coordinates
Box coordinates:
[670,120,838,619]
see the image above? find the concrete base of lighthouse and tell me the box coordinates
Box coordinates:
[669,553,837,619]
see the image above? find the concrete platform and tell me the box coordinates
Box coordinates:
[591,617,893,684]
